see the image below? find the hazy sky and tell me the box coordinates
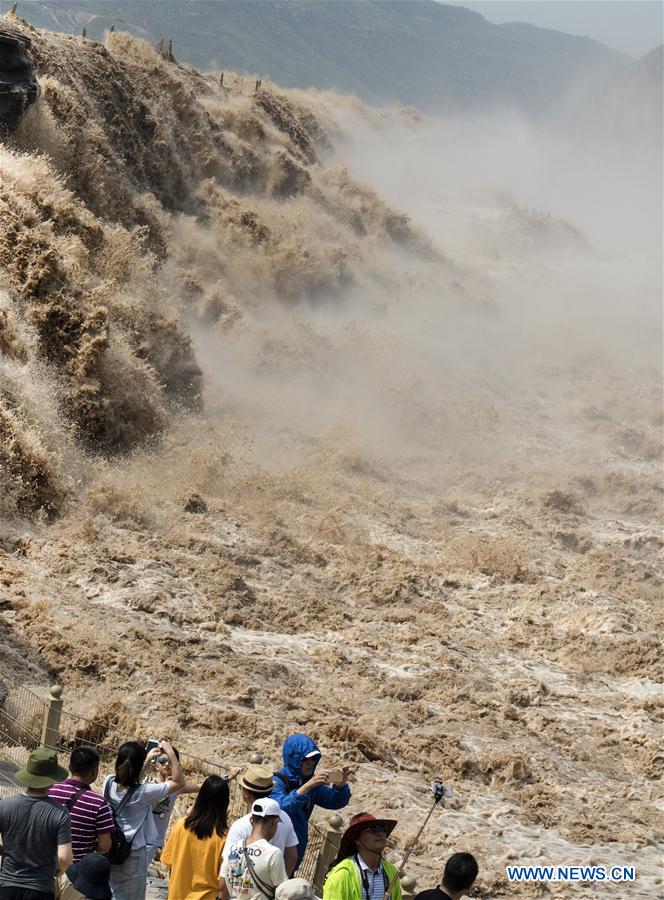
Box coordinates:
[452,1,663,57]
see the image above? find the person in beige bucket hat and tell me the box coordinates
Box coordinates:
[0,748,74,898]
[222,764,299,876]
[238,764,275,795]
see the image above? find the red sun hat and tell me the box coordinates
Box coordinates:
[337,812,398,861]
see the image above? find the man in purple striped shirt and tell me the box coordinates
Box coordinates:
[49,747,115,900]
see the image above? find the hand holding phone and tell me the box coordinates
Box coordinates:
[327,769,344,785]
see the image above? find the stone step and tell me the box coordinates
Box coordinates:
[146,869,169,899]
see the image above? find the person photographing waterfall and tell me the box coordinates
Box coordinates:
[102,740,184,900]
[143,745,200,868]
[270,734,350,869]
[322,813,401,900]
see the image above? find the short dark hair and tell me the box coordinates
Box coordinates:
[157,747,180,762]
[241,786,272,801]
[251,814,280,827]
[442,853,478,892]
[69,746,100,775]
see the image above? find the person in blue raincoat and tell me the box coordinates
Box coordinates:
[270,734,351,869]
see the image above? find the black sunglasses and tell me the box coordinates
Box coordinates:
[364,824,387,834]
[156,757,170,765]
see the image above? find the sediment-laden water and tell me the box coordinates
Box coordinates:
[0,11,661,898]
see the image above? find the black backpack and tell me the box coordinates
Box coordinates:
[103,778,138,865]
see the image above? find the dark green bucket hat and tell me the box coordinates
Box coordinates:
[16,748,69,788]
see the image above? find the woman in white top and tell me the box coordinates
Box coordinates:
[103,740,184,900]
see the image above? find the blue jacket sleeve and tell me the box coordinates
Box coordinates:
[311,783,351,810]
[271,778,310,816]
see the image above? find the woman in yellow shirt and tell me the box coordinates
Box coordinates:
[161,774,229,900]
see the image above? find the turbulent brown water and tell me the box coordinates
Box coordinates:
[1,11,662,898]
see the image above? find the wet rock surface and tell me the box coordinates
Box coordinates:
[0,30,40,134]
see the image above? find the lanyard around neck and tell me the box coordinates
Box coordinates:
[354,855,388,900]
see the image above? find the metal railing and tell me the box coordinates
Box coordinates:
[0,744,26,797]
[55,704,126,759]
[0,681,50,797]
[0,682,48,750]
[0,682,231,795]
[298,821,326,883]
[0,682,417,897]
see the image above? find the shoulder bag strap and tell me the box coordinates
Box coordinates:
[242,840,277,900]
[272,772,295,792]
[65,785,89,812]
[105,778,138,817]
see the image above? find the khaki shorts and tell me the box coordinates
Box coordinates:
[55,873,84,900]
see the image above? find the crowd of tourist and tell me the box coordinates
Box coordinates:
[0,735,478,900]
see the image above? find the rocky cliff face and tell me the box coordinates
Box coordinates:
[0,29,40,134]
[0,11,435,518]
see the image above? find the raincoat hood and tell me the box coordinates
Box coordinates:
[271,733,350,867]
[281,733,321,783]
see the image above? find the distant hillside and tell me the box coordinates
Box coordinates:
[11,0,628,114]
[600,45,663,139]
[559,43,663,143]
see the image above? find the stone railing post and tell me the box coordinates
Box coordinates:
[40,684,63,750]
[313,814,343,897]
[401,874,417,900]
[249,751,264,764]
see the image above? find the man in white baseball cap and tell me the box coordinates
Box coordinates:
[220,799,288,900]
[222,764,299,876]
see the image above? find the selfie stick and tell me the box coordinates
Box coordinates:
[381,788,445,900]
